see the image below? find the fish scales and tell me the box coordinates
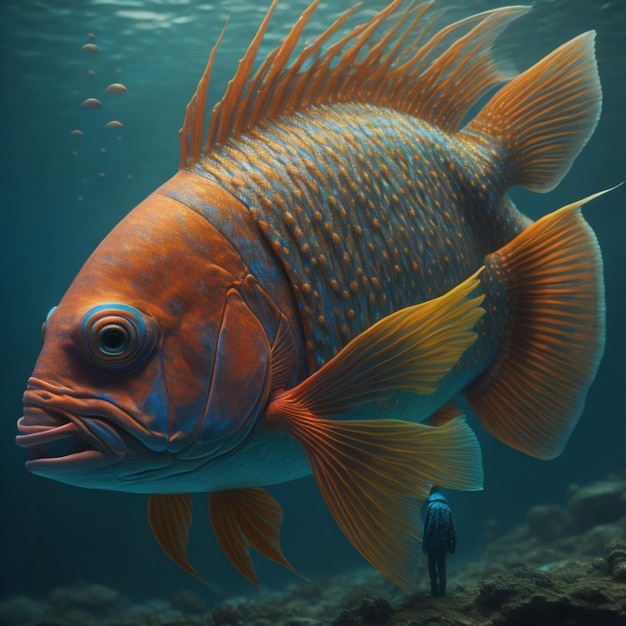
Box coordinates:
[198,103,522,371]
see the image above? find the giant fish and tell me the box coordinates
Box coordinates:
[17,0,605,590]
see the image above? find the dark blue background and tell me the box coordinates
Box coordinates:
[1,0,624,602]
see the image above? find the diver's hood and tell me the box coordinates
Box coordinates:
[427,492,447,504]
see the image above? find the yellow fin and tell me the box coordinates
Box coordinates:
[284,271,484,416]
[266,401,482,591]
[179,0,529,164]
[209,488,300,587]
[466,31,601,192]
[468,188,616,459]
[147,494,209,586]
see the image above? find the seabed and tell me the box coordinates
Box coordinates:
[2,471,625,626]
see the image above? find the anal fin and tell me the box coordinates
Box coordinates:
[468,189,614,459]
[209,488,300,587]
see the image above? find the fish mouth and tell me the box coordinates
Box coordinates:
[16,383,126,475]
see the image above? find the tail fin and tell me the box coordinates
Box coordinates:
[466,32,601,192]
[466,189,613,459]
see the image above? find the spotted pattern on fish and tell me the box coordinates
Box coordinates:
[196,103,523,369]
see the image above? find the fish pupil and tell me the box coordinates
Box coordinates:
[98,325,128,355]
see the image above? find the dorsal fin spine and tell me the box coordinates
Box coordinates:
[371,3,434,103]
[335,7,390,76]
[404,7,529,128]
[393,7,441,76]
[296,8,380,108]
[280,4,361,96]
[251,1,321,129]
[179,21,227,167]
[210,0,281,147]
[261,8,357,125]
[235,49,277,134]
[179,1,532,168]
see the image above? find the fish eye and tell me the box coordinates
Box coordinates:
[82,304,158,371]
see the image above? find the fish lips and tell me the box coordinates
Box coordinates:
[17,390,126,477]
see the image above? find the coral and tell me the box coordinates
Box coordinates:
[392,563,626,626]
[358,596,394,623]
[332,609,361,626]
[330,595,394,625]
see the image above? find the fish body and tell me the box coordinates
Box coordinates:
[167,109,516,434]
[17,0,606,590]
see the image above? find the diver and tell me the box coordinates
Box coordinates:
[422,487,456,596]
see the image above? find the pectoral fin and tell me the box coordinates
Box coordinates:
[267,402,482,591]
[283,271,485,416]
[425,403,465,427]
[209,488,299,587]
[265,273,486,589]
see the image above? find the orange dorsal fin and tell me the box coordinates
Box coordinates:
[465,30,601,192]
[147,493,208,585]
[179,0,529,166]
[266,402,482,591]
[208,488,300,587]
[178,20,228,169]
[467,187,618,459]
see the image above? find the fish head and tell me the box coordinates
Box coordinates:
[16,185,291,492]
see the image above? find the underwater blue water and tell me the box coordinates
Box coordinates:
[1,0,624,602]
